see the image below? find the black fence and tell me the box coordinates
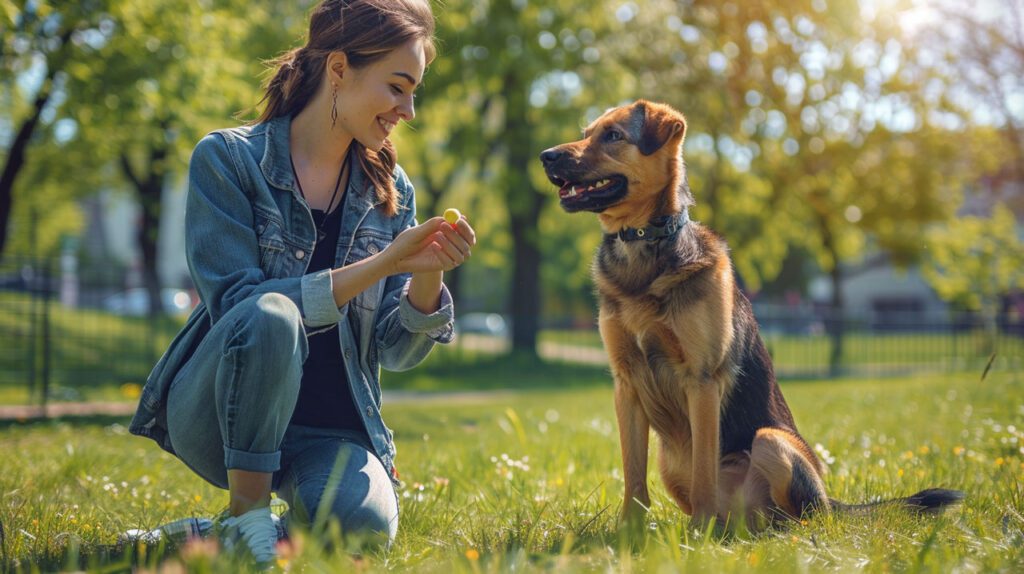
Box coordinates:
[2,256,1021,406]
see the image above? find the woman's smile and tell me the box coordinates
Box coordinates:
[376,116,397,136]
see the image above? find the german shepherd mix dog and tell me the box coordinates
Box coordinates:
[539,100,963,531]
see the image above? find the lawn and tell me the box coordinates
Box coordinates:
[1,369,1022,572]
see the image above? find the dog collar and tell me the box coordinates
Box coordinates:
[611,209,689,242]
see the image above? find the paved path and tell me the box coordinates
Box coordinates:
[0,401,137,421]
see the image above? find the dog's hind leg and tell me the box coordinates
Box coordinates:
[747,428,829,522]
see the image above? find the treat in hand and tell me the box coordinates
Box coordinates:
[443,208,462,225]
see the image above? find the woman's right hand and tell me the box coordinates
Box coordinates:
[383,216,476,275]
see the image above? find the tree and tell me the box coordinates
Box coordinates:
[922,204,1024,350]
[400,0,630,355]
[603,0,972,374]
[51,0,306,314]
[922,0,1024,188]
[0,0,112,256]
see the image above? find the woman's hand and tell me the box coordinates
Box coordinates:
[385,216,476,276]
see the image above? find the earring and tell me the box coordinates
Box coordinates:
[331,84,338,130]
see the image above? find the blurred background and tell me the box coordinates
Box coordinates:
[1,0,1022,407]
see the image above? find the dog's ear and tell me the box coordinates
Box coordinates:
[630,101,686,156]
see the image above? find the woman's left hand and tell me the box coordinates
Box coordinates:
[385,215,476,275]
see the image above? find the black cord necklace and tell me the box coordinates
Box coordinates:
[290,154,347,243]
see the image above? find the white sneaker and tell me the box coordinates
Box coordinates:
[215,506,278,567]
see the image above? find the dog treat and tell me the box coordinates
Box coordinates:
[443,208,462,225]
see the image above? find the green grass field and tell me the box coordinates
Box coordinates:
[1,369,1022,572]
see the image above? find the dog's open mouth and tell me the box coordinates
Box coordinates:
[550,175,628,213]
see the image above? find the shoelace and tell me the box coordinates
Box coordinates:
[222,507,278,564]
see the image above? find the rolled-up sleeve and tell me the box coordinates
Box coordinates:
[398,282,455,340]
[186,133,340,329]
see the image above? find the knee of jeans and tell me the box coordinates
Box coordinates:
[337,498,397,543]
[293,482,397,545]
[238,293,304,355]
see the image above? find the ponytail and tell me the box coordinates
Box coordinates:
[255,48,325,125]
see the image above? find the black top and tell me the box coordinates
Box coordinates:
[289,194,365,431]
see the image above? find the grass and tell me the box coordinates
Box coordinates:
[1,369,1022,572]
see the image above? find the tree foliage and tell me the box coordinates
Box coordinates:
[922,204,1024,346]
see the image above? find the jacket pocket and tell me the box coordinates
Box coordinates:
[255,216,286,277]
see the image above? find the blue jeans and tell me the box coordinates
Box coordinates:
[165,292,399,543]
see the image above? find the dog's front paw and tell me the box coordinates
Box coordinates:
[687,511,727,537]
[617,497,649,534]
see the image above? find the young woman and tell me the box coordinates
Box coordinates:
[129,0,474,564]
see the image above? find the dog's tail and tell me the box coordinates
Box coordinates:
[829,488,965,516]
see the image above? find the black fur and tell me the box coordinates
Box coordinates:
[830,488,965,516]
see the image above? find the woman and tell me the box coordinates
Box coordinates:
[129,0,473,564]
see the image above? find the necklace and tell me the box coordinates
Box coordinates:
[290,154,347,243]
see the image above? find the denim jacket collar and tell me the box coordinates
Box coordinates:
[261,115,382,215]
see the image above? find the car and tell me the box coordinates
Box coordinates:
[456,312,509,337]
[102,288,194,316]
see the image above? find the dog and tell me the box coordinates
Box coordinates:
[540,100,963,530]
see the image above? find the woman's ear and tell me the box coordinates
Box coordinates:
[325,51,349,85]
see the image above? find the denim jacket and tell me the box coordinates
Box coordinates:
[129,115,455,481]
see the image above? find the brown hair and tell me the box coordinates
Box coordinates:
[256,0,436,216]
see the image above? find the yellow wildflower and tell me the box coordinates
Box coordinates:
[120,383,143,399]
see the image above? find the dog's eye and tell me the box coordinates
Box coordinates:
[603,130,623,142]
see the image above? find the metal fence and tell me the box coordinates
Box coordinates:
[0,256,173,404]
[1,256,1021,406]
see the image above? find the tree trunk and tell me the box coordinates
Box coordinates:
[120,140,168,317]
[818,212,845,378]
[0,27,74,256]
[503,71,544,357]
[0,80,54,257]
[827,263,845,378]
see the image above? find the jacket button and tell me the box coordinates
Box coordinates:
[367,243,379,254]
[365,406,373,417]
[295,249,305,260]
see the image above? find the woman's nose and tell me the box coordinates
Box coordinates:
[398,97,415,122]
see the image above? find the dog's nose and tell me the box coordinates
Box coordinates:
[540,148,565,165]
